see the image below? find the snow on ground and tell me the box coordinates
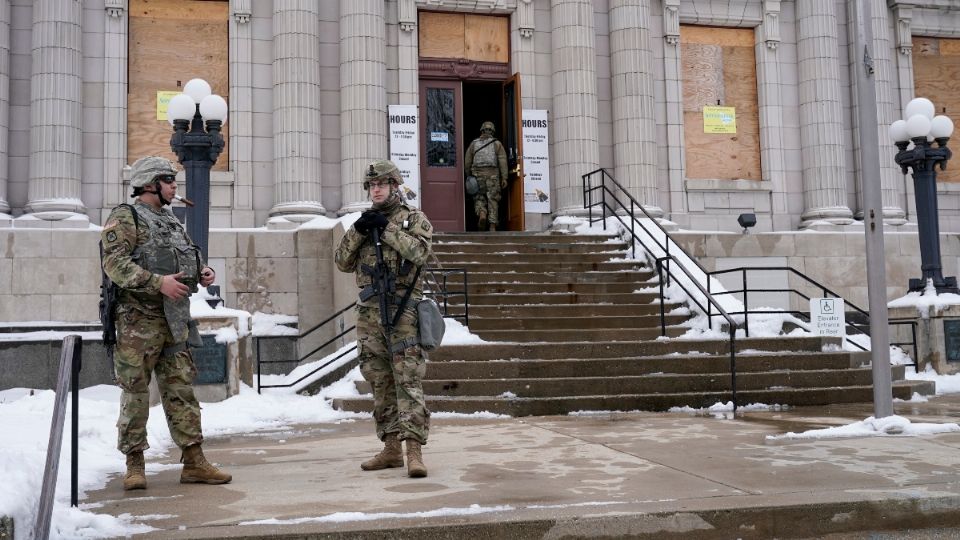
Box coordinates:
[767,414,960,440]
[888,279,960,316]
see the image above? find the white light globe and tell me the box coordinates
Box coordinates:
[905,97,936,121]
[906,113,932,139]
[888,119,910,143]
[167,93,196,122]
[931,115,955,139]
[199,94,228,123]
[183,78,212,103]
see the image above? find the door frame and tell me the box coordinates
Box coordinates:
[418,79,465,232]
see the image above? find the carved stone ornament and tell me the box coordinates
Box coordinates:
[664,0,680,46]
[763,0,781,50]
[400,0,416,32]
[105,0,125,18]
[519,0,534,38]
[894,5,913,55]
[233,0,252,24]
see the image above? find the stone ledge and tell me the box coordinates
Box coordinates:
[685,178,773,192]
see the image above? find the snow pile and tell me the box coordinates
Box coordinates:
[906,365,960,394]
[888,279,960,317]
[767,414,960,440]
[250,312,299,337]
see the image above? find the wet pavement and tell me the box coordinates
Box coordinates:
[83,395,960,539]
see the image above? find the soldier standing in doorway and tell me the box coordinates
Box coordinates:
[464,121,509,231]
[100,156,231,490]
[335,160,434,478]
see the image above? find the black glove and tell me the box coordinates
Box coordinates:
[354,210,389,235]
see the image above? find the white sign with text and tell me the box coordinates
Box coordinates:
[388,104,421,207]
[521,109,551,214]
[810,297,845,338]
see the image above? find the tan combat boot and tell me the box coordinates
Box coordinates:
[361,433,404,470]
[477,210,488,231]
[405,440,428,478]
[123,451,147,491]
[180,444,232,485]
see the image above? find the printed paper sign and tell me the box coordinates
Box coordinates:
[810,297,845,338]
[388,105,421,207]
[156,91,181,121]
[521,109,551,214]
[703,106,737,134]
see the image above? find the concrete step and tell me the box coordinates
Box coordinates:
[464,291,661,305]
[423,351,871,379]
[466,303,685,318]
[467,314,691,330]
[334,380,934,415]
[355,365,904,397]
[471,326,687,342]
[465,282,652,295]
[437,261,644,273]
[452,270,656,284]
[429,336,837,362]
[432,241,629,254]
[434,233,618,243]
[433,252,630,264]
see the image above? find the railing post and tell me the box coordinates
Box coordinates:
[707,275,713,331]
[630,200,636,259]
[256,337,262,394]
[601,176,607,230]
[657,259,666,337]
[742,268,750,337]
[35,335,81,540]
[70,341,81,507]
[730,331,738,412]
[911,322,919,371]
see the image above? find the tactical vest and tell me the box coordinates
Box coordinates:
[129,204,202,345]
[354,204,424,306]
[472,138,499,168]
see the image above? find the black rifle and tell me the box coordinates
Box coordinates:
[98,242,118,379]
[361,227,397,349]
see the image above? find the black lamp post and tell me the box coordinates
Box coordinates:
[890,98,957,294]
[167,78,228,262]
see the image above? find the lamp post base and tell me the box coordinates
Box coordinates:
[909,276,959,295]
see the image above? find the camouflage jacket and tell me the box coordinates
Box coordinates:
[335,200,433,307]
[101,200,204,343]
[464,135,508,180]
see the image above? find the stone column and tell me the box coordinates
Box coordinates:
[609,0,660,217]
[397,0,418,105]
[511,0,536,108]
[796,0,853,227]
[551,0,600,216]
[662,0,688,221]
[26,0,84,216]
[892,3,916,219]
[270,0,325,217]
[871,0,907,224]
[102,0,127,220]
[339,0,387,214]
[230,0,255,226]
[757,0,790,230]
[0,0,9,217]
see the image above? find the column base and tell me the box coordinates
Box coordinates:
[14,211,90,229]
[338,201,372,216]
[269,202,326,218]
[799,206,854,230]
[24,199,86,215]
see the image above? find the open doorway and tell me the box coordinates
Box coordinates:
[463,81,504,231]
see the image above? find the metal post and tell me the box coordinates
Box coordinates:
[852,0,893,418]
[170,108,224,262]
[70,342,81,507]
[742,268,750,337]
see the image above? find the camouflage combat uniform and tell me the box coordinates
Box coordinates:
[101,200,205,455]
[335,194,433,445]
[464,128,508,230]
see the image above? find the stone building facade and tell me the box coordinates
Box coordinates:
[1,0,960,323]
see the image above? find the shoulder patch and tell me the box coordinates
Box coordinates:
[103,219,118,230]
[105,230,118,243]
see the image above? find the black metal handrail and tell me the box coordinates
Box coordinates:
[583,168,742,409]
[709,266,919,369]
[256,266,469,393]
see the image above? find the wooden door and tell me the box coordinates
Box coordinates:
[419,80,464,232]
[502,74,524,231]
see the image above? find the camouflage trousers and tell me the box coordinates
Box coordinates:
[114,303,203,455]
[471,168,502,228]
[356,303,430,445]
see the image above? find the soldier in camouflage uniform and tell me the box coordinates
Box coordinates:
[101,156,231,490]
[335,159,433,478]
[464,121,509,231]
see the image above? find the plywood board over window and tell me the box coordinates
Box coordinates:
[681,25,761,181]
[419,12,509,63]
[128,0,229,171]
[913,36,960,182]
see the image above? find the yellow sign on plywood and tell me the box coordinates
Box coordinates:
[703,106,737,134]
[156,91,181,121]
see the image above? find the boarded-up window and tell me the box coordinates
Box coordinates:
[128,0,229,170]
[419,12,509,63]
[681,26,761,181]
[913,36,960,182]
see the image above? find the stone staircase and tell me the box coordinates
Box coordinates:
[332,232,933,415]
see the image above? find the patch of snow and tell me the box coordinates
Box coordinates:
[767,414,960,440]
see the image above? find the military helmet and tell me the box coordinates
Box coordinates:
[362,159,403,190]
[129,156,178,188]
[480,121,496,135]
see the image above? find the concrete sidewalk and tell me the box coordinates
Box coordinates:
[85,396,960,539]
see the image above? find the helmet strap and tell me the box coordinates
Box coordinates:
[154,180,171,206]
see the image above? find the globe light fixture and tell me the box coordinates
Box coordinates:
[168,78,228,262]
[891,97,957,293]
